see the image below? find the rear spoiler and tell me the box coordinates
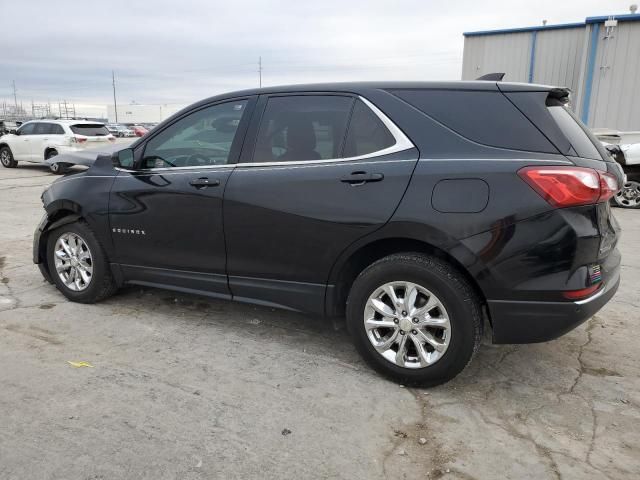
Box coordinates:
[476,72,505,81]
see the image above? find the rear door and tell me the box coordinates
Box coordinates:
[223,93,419,313]
[31,122,56,161]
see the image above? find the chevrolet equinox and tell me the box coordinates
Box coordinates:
[33,82,622,386]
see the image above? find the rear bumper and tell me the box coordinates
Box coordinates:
[489,249,620,343]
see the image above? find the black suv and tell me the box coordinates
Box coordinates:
[33,82,622,386]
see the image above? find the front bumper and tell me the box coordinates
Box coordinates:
[33,214,54,284]
[488,248,621,343]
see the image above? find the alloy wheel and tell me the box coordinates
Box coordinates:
[363,281,451,369]
[54,232,94,291]
[0,150,10,166]
[614,181,640,208]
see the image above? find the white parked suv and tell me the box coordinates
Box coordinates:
[0,120,115,174]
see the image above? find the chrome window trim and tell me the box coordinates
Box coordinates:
[131,95,415,173]
[237,95,414,168]
[116,163,236,173]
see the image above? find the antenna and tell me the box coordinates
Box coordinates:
[542,19,548,26]
[258,56,262,88]
[631,4,638,13]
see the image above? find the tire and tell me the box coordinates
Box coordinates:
[0,146,17,168]
[613,181,640,209]
[46,221,117,303]
[346,253,482,387]
[45,150,67,175]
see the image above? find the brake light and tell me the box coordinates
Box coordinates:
[518,166,619,207]
[598,171,618,202]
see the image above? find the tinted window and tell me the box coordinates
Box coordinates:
[34,123,50,135]
[51,124,65,135]
[547,106,602,160]
[32,122,63,135]
[252,95,353,163]
[391,89,558,154]
[70,124,110,136]
[142,100,247,169]
[343,100,395,157]
[17,123,36,135]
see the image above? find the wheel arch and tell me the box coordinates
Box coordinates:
[44,146,58,160]
[326,230,490,319]
[34,207,83,280]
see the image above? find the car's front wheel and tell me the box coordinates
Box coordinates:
[0,146,17,168]
[46,221,117,303]
[346,253,482,387]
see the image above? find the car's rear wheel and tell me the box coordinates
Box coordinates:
[0,146,17,168]
[346,253,482,387]
[46,150,68,175]
[46,221,117,303]
[613,180,640,209]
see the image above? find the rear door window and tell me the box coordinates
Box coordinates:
[546,106,602,160]
[343,99,395,157]
[33,123,50,135]
[50,124,65,135]
[252,95,353,163]
[391,89,558,154]
[70,124,110,136]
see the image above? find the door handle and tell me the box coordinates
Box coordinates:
[340,171,384,186]
[189,177,220,188]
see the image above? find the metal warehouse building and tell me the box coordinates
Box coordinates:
[462,13,640,131]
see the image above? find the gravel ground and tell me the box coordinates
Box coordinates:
[0,164,638,480]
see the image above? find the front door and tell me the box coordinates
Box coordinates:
[223,94,418,313]
[12,122,36,161]
[108,97,254,296]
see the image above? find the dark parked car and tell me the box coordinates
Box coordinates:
[33,82,622,386]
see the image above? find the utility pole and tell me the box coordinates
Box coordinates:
[12,80,18,110]
[112,70,118,122]
[258,56,262,88]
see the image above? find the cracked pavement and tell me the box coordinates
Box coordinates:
[0,165,638,479]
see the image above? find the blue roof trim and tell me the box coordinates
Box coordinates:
[586,13,640,24]
[464,22,584,37]
[464,13,640,37]
[581,23,600,125]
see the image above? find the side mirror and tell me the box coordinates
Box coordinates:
[9,129,18,135]
[113,148,135,169]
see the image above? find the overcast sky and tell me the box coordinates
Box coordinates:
[0,0,624,116]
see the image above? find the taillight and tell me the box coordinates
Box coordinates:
[598,171,618,202]
[72,136,87,144]
[518,166,619,207]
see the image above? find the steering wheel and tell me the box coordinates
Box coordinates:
[187,153,211,166]
[143,156,176,168]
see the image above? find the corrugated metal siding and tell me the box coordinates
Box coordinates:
[461,32,532,82]
[588,22,640,130]
[533,28,585,95]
